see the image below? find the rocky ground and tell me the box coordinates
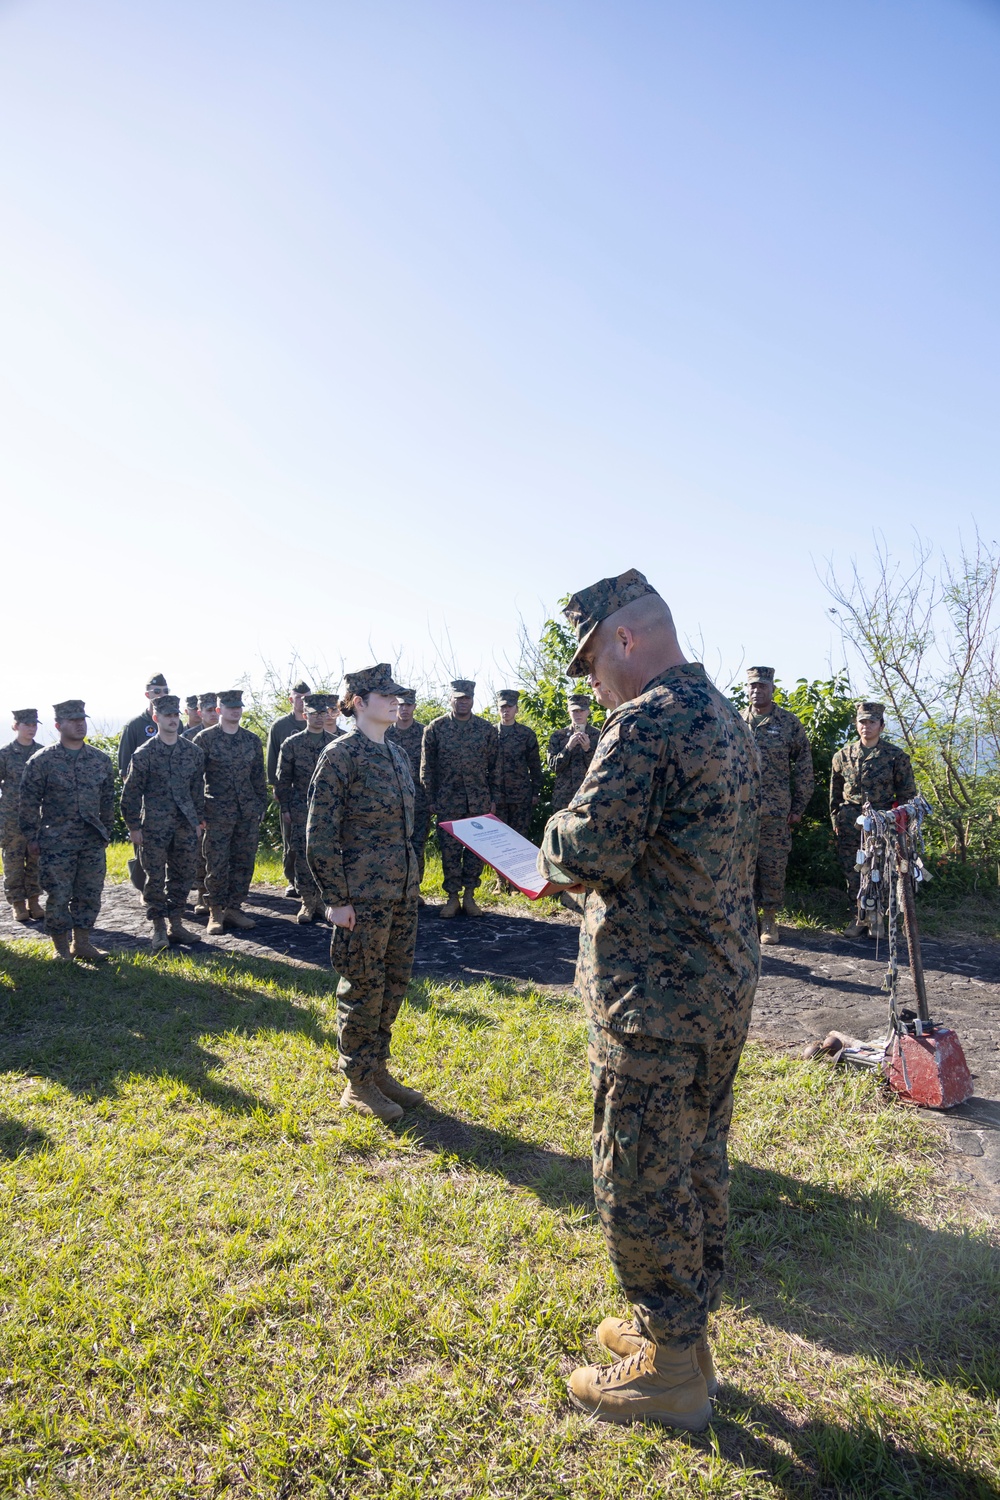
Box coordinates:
[3,882,998,1209]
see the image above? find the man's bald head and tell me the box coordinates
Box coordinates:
[581,592,686,709]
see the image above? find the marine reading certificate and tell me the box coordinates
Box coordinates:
[437,814,573,899]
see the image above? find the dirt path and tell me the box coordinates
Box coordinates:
[3,883,998,1206]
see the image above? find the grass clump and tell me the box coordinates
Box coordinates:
[0,939,997,1497]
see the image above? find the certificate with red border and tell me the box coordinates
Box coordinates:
[437,814,570,899]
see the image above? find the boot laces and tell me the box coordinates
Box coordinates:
[597,1342,650,1385]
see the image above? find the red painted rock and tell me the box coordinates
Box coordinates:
[885,1029,974,1109]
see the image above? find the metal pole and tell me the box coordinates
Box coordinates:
[897,867,931,1026]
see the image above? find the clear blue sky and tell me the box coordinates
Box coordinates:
[2,0,998,731]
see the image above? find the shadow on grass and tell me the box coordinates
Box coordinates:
[399,1101,594,1211]
[0,1112,50,1159]
[727,1163,1000,1401]
[707,1396,1000,1500]
[0,940,337,1118]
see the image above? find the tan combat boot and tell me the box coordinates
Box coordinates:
[295,900,315,925]
[168,914,197,944]
[596,1317,718,1397]
[284,884,297,900]
[760,909,780,945]
[462,887,484,917]
[50,931,72,961]
[339,1080,404,1123]
[207,906,227,935]
[11,900,30,923]
[27,894,44,921]
[375,1069,425,1108]
[568,1338,712,1430]
[843,917,867,939]
[439,893,461,919]
[70,928,104,961]
[225,907,256,930]
[150,916,169,954]
[193,887,209,915]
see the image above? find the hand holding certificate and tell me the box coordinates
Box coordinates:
[437,814,580,899]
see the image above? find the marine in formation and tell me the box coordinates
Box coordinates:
[306,664,423,1124]
[266,680,311,898]
[194,690,267,935]
[538,569,761,1431]
[494,689,542,838]
[830,701,917,938]
[118,672,169,775]
[19,699,115,961]
[385,688,429,895]
[274,693,338,924]
[740,666,814,946]
[419,679,499,918]
[121,694,205,953]
[547,692,600,811]
[0,709,44,923]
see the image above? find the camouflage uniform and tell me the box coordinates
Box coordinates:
[0,730,42,905]
[740,681,814,909]
[306,666,418,1082]
[420,686,499,895]
[118,674,168,775]
[181,696,202,741]
[190,695,217,885]
[830,723,917,900]
[548,722,601,812]
[266,684,310,888]
[386,709,429,883]
[194,720,267,912]
[275,724,336,913]
[19,732,115,936]
[540,570,761,1350]
[495,719,542,837]
[121,733,205,919]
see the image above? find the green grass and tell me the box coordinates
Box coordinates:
[0,938,998,1497]
[779,884,1000,941]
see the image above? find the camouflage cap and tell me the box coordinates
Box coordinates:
[396,687,417,705]
[344,663,408,697]
[12,708,38,724]
[53,699,87,720]
[450,679,476,696]
[218,690,244,709]
[152,695,181,715]
[568,692,592,708]
[185,694,199,710]
[198,692,218,709]
[564,568,660,677]
[497,689,520,705]
[145,672,168,692]
[291,680,311,695]
[303,693,331,712]
[856,701,886,721]
[746,666,775,684]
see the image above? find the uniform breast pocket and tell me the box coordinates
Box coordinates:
[360,770,396,815]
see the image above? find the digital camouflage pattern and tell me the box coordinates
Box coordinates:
[306,730,418,1082]
[193,724,267,910]
[588,1018,749,1346]
[539,660,761,1348]
[564,568,659,677]
[547,724,601,812]
[275,727,336,911]
[830,737,917,898]
[0,739,41,902]
[420,712,499,894]
[495,721,542,836]
[117,708,159,775]
[19,742,115,933]
[121,736,206,919]
[386,718,429,883]
[267,709,309,887]
[741,701,814,908]
[540,662,761,1042]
